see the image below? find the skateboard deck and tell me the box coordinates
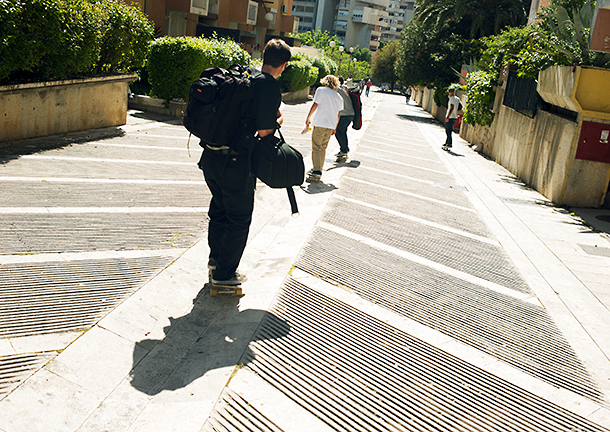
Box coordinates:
[210,285,243,296]
[306,173,321,182]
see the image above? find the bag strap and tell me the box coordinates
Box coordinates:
[286,187,298,215]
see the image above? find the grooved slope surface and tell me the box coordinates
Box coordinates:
[0,256,172,337]
[0,352,56,401]
[338,177,487,237]
[0,182,206,207]
[0,213,206,254]
[244,280,609,432]
[294,228,601,402]
[323,198,529,292]
[203,389,284,432]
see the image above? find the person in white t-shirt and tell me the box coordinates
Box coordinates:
[305,75,344,180]
[443,88,461,151]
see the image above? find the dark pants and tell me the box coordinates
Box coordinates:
[335,115,354,154]
[445,118,456,146]
[199,150,255,281]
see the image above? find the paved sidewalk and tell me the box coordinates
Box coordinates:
[0,90,610,431]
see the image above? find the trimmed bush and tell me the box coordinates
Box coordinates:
[0,0,153,83]
[312,56,337,84]
[146,36,251,101]
[94,0,154,74]
[277,54,318,93]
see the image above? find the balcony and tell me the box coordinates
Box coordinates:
[352,6,383,25]
[356,0,390,7]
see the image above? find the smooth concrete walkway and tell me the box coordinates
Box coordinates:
[0,90,609,431]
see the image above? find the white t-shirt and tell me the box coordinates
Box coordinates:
[312,86,344,129]
[447,95,460,119]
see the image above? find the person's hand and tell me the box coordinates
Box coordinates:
[332,129,336,135]
[305,118,311,126]
[445,118,449,122]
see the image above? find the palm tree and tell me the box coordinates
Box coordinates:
[414,0,530,39]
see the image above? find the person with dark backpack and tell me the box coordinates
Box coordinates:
[198,39,291,291]
[334,76,355,162]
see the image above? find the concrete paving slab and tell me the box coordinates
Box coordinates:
[0,369,101,432]
[75,380,152,432]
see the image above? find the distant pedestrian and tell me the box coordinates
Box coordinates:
[442,88,460,151]
[335,76,355,159]
[365,79,372,97]
[305,75,343,182]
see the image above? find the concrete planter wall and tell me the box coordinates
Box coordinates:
[127,86,311,119]
[460,65,610,208]
[0,74,136,143]
[282,86,310,103]
[128,95,186,117]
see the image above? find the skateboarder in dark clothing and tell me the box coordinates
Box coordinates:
[199,39,291,289]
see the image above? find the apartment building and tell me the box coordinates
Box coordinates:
[380,0,414,43]
[290,0,389,52]
[132,0,300,57]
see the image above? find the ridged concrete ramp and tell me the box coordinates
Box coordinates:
[0,90,609,431]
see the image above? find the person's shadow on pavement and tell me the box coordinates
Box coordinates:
[128,290,290,396]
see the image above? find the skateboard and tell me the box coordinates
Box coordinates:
[306,172,322,182]
[210,284,242,297]
[208,269,243,296]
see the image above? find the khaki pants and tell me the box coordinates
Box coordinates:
[311,126,334,172]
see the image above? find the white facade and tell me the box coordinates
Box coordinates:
[380,0,414,43]
[292,0,407,51]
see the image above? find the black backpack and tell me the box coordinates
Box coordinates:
[348,89,362,130]
[183,64,258,147]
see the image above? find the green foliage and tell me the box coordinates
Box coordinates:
[0,0,153,83]
[147,36,251,101]
[397,20,481,87]
[476,0,610,81]
[312,55,338,84]
[433,82,451,107]
[94,0,154,74]
[372,41,400,86]
[289,29,340,52]
[463,70,495,126]
[414,0,528,39]
[277,53,318,92]
[529,0,610,70]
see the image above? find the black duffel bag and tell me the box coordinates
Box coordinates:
[251,128,304,214]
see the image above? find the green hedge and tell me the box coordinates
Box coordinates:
[146,36,251,101]
[312,56,337,85]
[277,53,318,93]
[463,71,495,127]
[0,0,153,83]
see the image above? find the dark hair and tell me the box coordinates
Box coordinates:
[263,39,292,68]
[338,76,344,84]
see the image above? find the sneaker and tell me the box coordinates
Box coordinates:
[442,145,451,151]
[207,258,217,270]
[211,272,247,286]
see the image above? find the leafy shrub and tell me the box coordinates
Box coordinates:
[94,0,154,74]
[0,0,153,83]
[312,56,337,84]
[463,70,495,126]
[146,36,251,101]
[277,54,318,93]
[0,0,102,81]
